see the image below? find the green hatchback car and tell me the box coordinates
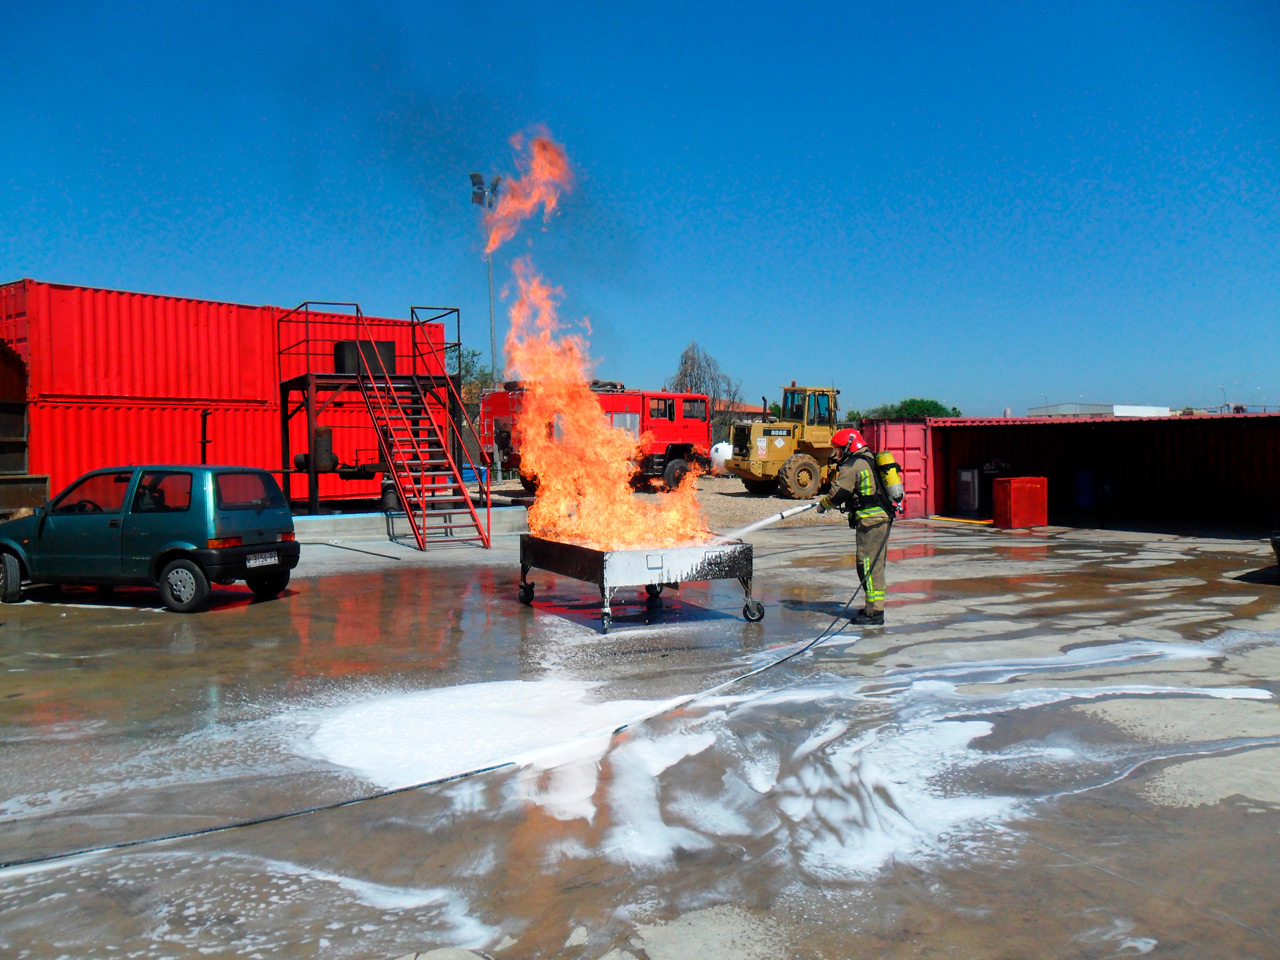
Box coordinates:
[0,465,300,612]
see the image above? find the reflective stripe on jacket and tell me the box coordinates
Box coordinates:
[830,452,888,521]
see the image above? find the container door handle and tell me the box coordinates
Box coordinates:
[108,519,120,529]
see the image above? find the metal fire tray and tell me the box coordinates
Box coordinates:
[518,533,762,633]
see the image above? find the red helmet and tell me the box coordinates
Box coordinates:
[832,428,867,453]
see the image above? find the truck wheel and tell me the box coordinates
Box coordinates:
[246,571,290,601]
[520,474,538,494]
[779,453,822,499]
[741,477,776,496]
[160,558,210,613]
[662,458,688,490]
[0,552,21,603]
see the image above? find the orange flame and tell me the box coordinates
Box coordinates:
[484,133,574,255]
[504,259,710,550]
[486,133,711,550]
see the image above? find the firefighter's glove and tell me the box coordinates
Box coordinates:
[816,495,833,514]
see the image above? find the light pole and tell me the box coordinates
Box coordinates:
[471,172,503,480]
[470,173,502,388]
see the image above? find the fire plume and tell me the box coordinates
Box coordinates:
[484,134,574,255]
[504,260,710,550]
[486,132,711,550]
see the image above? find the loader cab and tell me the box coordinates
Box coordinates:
[781,389,807,422]
[807,391,835,427]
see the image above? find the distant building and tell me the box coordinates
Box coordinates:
[1027,403,1172,418]
[716,400,766,416]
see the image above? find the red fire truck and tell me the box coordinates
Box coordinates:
[480,381,712,491]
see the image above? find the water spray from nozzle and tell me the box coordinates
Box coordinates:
[710,501,817,544]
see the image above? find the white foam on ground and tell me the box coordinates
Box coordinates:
[294,635,1274,884]
[300,678,674,792]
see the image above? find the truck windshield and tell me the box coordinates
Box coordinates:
[782,391,805,421]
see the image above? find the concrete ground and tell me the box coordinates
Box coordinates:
[2,519,1280,959]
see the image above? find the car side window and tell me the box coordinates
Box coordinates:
[132,471,193,513]
[51,472,134,515]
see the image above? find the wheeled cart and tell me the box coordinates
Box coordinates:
[517,534,762,633]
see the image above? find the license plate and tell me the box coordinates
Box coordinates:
[246,551,278,569]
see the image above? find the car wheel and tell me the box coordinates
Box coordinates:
[160,558,210,613]
[0,552,22,603]
[662,458,689,490]
[246,571,290,601]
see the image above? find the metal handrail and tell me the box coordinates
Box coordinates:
[409,333,493,542]
[353,311,489,548]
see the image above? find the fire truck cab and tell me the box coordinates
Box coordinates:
[480,381,712,491]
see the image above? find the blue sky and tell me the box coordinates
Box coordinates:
[3,1,1278,415]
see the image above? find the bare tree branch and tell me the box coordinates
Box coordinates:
[665,341,743,443]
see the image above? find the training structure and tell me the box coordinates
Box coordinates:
[518,534,761,632]
[0,279,491,547]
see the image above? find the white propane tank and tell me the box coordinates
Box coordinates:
[710,441,733,475]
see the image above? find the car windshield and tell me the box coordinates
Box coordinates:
[215,471,286,510]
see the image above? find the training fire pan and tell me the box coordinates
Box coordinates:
[518,533,762,633]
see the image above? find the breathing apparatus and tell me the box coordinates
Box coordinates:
[875,451,905,515]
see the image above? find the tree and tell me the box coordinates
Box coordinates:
[665,341,744,443]
[768,401,782,419]
[450,347,496,423]
[863,398,961,419]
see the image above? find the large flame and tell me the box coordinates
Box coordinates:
[487,134,711,550]
[484,133,574,255]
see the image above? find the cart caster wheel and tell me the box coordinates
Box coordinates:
[601,613,611,634]
[645,584,664,598]
[743,600,765,622]
[518,582,534,605]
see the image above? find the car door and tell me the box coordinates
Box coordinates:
[120,470,196,579]
[33,469,136,581]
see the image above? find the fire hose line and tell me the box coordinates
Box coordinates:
[0,520,888,874]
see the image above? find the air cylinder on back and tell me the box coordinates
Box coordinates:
[876,451,904,503]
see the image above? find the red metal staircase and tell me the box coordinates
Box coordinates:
[354,312,491,549]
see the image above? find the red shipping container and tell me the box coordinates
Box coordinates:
[993,477,1047,528]
[0,279,448,500]
[861,418,932,518]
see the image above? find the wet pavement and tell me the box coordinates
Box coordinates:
[2,521,1280,958]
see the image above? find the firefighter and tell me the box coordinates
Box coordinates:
[816,428,892,625]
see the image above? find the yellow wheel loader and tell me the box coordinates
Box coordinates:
[724,384,840,498]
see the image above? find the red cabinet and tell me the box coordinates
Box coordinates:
[994,477,1048,528]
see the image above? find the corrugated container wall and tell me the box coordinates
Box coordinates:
[0,279,447,500]
[6,281,277,401]
[927,415,1280,531]
[862,419,933,518]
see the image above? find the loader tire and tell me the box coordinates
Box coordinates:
[778,453,822,499]
[740,477,776,496]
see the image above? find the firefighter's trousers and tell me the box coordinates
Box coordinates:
[855,513,891,614]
